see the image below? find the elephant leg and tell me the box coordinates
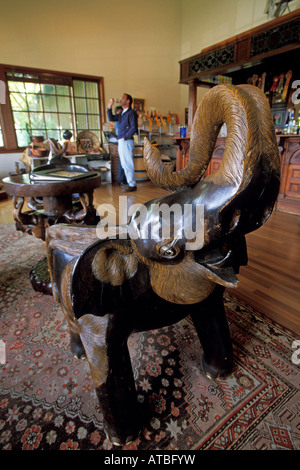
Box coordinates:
[78,313,140,446]
[190,286,233,379]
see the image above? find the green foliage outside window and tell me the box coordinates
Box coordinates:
[7,78,101,147]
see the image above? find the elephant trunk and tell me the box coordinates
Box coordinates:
[143,84,280,199]
[143,85,280,247]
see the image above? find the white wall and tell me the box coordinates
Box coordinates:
[1,0,300,178]
[0,154,24,180]
[0,0,184,178]
[0,0,183,119]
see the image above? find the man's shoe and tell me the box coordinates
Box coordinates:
[122,184,137,192]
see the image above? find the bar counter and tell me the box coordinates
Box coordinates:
[173,134,300,216]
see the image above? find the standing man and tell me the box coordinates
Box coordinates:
[107,94,138,192]
[114,105,127,186]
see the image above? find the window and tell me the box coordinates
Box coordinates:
[0,123,3,147]
[73,80,100,137]
[7,78,74,146]
[0,65,105,152]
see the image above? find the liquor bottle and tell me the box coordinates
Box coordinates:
[283,111,290,134]
[289,111,297,134]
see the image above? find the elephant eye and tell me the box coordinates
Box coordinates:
[157,238,180,259]
[165,248,176,256]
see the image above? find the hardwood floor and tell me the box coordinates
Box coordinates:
[1,180,299,335]
[227,209,300,335]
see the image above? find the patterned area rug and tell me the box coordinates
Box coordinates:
[0,223,299,451]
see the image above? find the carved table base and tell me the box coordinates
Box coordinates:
[30,257,52,295]
[13,192,100,240]
[2,172,102,296]
[13,194,100,296]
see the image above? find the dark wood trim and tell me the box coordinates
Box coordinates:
[0,64,105,154]
[0,66,18,149]
[1,63,104,82]
[179,9,300,84]
[277,135,300,215]
[188,80,198,132]
[0,147,26,154]
[97,78,106,132]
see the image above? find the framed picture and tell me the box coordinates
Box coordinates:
[271,103,287,129]
[133,98,144,112]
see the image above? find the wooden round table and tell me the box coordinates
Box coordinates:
[3,172,101,221]
[2,172,102,294]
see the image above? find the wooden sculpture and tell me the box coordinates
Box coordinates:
[46,84,280,446]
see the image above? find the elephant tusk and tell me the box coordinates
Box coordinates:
[205,250,232,269]
[194,249,239,287]
[203,264,239,288]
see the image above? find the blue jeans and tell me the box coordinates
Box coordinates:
[118,139,136,187]
[117,162,127,185]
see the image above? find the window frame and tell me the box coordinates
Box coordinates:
[0,64,106,154]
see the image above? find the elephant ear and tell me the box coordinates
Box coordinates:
[70,239,138,318]
[91,239,138,286]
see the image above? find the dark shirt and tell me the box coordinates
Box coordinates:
[107,107,138,140]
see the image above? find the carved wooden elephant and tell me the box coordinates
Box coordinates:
[46,84,280,446]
